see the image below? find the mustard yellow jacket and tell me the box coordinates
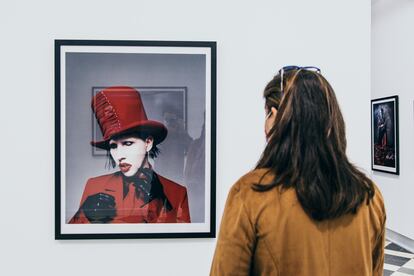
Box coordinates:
[211,169,385,276]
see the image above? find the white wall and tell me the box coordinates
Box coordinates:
[372,0,414,240]
[0,0,371,275]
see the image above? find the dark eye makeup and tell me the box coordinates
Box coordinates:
[122,141,134,146]
[109,140,134,149]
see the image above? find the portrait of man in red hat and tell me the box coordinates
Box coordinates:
[69,86,191,224]
[56,41,215,238]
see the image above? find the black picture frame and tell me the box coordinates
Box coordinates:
[55,39,216,239]
[371,95,399,175]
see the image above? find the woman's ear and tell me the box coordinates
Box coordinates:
[145,137,154,152]
[271,106,278,118]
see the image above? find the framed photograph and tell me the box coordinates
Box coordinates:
[371,95,399,174]
[55,40,216,239]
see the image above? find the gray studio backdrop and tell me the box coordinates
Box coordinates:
[65,52,206,223]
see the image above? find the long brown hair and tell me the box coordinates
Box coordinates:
[255,69,375,221]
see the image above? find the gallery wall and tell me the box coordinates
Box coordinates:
[372,0,414,245]
[0,0,371,275]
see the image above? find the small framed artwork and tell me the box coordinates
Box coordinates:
[371,95,399,175]
[55,40,216,239]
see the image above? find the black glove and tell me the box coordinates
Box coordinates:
[134,168,154,203]
[135,169,172,211]
[81,193,116,223]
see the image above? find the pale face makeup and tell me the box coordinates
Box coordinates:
[109,136,153,177]
[264,106,277,141]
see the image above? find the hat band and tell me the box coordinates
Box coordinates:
[94,92,122,138]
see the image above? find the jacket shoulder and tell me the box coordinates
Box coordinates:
[156,174,187,194]
[227,169,283,214]
[369,182,386,226]
[156,174,188,208]
[373,183,385,210]
[232,168,274,192]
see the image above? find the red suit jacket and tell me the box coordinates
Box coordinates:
[69,172,191,223]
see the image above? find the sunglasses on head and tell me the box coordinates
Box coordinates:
[278,65,321,94]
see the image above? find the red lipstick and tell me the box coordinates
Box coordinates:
[119,163,132,173]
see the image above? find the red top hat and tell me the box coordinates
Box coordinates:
[90,86,168,149]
